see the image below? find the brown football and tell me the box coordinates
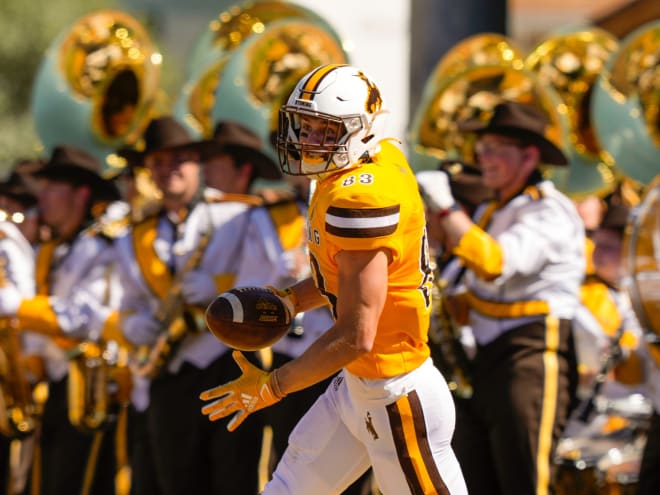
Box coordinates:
[205,286,292,351]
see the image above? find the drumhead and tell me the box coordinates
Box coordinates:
[622,175,660,337]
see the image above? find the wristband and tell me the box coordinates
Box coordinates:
[436,203,461,220]
[269,368,287,399]
[266,286,298,316]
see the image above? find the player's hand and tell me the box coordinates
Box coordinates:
[265,286,297,317]
[200,350,285,431]
[416,170,456,214]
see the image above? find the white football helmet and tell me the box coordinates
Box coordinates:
[277,64,389,178]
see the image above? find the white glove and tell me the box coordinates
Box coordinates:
[415,170,456,213]
[181,270,218,306]
[122,313,162,346]
[0,286,22,317]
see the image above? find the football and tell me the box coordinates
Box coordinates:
[205,286,292,351]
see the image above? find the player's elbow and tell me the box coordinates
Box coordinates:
[351,324,378,354]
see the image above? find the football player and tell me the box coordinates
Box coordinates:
[201,64,468,495]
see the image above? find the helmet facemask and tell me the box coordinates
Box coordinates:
[278,108,371,177]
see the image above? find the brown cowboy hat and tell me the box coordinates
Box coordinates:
[34,145,120,202]
[114,117,200,175]
[438,159,493,214]
[195,121,282,181]
[457,100,568,166]
[0,171,38,209]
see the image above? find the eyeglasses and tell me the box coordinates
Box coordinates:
[474,140,524,158]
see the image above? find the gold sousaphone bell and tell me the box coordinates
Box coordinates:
[31,9,162,176]
[408,33,569,174]
[525,27,621,200]
[174,0,349,159]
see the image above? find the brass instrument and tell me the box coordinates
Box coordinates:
[408,33,570,174]
[31,9,162,176]
[66,205,131,433]
[591,20,660,186]
[0,319,46,439]
[428,259,473,399]
[526,28,621,199]
[67,340,130,433]
[134,221,213,378]
[174,0,348,159]
[0,319,48,495]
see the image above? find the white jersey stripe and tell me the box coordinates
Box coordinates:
[326,212,400,230]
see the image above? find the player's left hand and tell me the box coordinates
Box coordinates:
[200,350,285,431]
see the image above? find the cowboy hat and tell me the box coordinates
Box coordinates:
[34,145,120,202]
[195,121,282,180]
[0,171,39,209]
[457,100,568,166]
[116,116,200,172]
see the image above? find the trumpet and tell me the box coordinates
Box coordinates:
[428,260,473,399]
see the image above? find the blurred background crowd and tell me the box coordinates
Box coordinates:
[0,0,658,494]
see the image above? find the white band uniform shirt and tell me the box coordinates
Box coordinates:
[464,180,585,345]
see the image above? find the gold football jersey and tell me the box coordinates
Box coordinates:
[308,140,432,378]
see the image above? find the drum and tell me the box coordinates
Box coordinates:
[622,175,660,339]
[553,435,630,495]
[596,443,642,495]
[604,393,653,427]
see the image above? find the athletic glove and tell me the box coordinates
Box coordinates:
[200,350,286,431]
[415,170,456,214]
[265,285,297,317]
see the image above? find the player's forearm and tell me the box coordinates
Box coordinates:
[275,322,366,395]
[287,277,328,313]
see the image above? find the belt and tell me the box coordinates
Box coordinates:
[465,291,549,319]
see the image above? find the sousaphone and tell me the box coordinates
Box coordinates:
[31,9,162,176]
[592,20,660,186]
[174,0,349,159]
[408,33,569,173]
[526,27,620,199]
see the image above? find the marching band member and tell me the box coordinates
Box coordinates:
[419,100,584,495]
[0,146,123,495]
